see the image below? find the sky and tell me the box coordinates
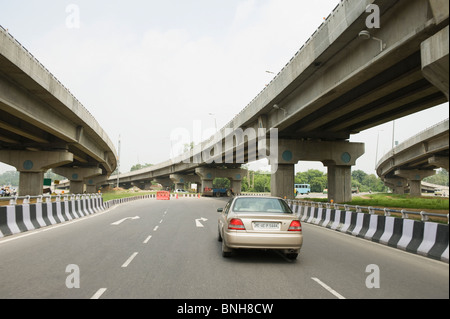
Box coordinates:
[0,0,448,177]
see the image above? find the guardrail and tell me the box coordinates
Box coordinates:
[0,193,105,239]
[1,194,100,205]
[286,199,449,263]
[288,199,449,224]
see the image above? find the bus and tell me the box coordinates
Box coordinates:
[294,184,311,195]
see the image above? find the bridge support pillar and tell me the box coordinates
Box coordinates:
[0,150,73,196]
[170,174,201,191]
[384,177,408,194]
[271,140,365,203]
[195,167,246,194]
[85,175,108,193]
[395,169,436,197]
[325,165,352,203]
[270,164,295,199]
[153,177,172,190]
[421,25,449,100]
[53,167,102,195]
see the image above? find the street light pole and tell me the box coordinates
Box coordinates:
[375,130,383,167]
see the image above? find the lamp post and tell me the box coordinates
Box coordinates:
[375,130,383,167]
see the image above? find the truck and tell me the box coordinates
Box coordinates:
[202,187,234,197]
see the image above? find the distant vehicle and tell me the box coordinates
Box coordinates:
[434,189,448,197]
[352,187,359,194]
[174,189,189,193]
[217,196,303,260]
[203,187,233,197]
[294,184,310,195]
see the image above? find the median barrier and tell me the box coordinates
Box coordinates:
[0,194,175,239]
[0,194,105,239]
[288,200,449,263]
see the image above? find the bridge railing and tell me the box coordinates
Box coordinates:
[287,199,449,224]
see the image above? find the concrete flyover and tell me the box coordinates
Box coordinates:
[106,0,449,203]
[0,26,117,196]
[376,119,449,196]
[5,0,449,203]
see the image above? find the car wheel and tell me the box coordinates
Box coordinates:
[286,253,298,260]
[222,240,233,258]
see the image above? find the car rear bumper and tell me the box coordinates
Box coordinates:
[224,230,303,250]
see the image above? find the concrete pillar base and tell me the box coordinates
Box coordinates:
[395,169,436,197]
[231,180,242,195]
[270,164,295,200]
[19,171,44,196]
[326,165,352,203]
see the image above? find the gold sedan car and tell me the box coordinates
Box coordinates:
[217,196,303,260]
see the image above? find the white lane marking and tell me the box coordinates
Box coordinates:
[111,216,140,226]
[143,235,152,244]
[195,218,208,228]
[91,288,107,299]
[159,219,163,224]
[311,277,346,299]
[121,252,138,268]
[153,226,159,231]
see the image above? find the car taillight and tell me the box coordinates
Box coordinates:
[228,218,246,230]
[288,220,302,231]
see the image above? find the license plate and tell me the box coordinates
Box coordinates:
[253,222,280,230]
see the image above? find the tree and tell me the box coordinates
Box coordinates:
[424,169,449,186]
[213,178,230,188]
[0,170,19,187]
[253,173,270,193]
[352,170,368,185]
[310,176,327,193]
[295,169,327,192]
[362,174,386,192]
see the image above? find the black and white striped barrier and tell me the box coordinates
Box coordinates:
[103,194,154,208]
[0,194,105,238]
[289,201,449,263]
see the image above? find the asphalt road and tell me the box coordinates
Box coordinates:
[0,197,448,299]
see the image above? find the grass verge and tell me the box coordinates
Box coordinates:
[304,193,449,223]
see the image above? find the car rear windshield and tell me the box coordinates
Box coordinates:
[232,198,293,213]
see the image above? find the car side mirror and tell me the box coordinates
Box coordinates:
[217,208,223,213]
